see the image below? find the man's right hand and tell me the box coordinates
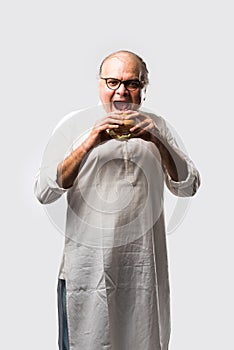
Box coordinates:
[57,112,124,188]
[82,112,125,150]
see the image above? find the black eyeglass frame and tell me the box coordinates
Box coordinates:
[100,77,144,91]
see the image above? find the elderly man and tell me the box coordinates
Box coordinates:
[35,50,200,350]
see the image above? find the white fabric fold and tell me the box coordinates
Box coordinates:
[34,111,200,350]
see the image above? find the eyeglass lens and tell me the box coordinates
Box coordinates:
[106,78,141,91]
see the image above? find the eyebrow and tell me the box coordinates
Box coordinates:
[107,77,141,81]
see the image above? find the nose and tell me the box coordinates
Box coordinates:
[115,82,129,96]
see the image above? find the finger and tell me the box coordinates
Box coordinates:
[132,130,153,142]
[131,129,149,138]
[96,117,124,127]
[126,111,150,120]
[123,111,141,119]
[96,124,120,133]
[132,120,157,132]
[96,113,125,123]
[108,111,128,118]
[130,120,149,132]
[132,129,145,136]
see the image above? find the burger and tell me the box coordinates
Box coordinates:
[108,118,135,140]
[107,101,136,140]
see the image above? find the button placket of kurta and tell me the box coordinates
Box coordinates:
[121,140,135,184]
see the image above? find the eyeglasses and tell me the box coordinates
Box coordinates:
[100,77,144,91]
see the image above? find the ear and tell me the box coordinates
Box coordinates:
[143,87,147,101]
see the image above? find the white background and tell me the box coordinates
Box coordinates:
[1,0,233,349]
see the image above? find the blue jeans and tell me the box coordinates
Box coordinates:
[57,279,70,350]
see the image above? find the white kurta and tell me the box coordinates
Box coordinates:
[35,112,200,350]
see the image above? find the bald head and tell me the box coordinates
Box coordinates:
[99,50,149,86]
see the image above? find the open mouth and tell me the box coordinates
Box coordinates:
[113,101,131,111]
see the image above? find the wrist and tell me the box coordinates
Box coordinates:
[81,139,92,154]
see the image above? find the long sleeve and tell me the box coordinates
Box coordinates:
[156,115,201,197]
[34,164,68,204]
[34,112,90,205]
[34,114,76,204]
